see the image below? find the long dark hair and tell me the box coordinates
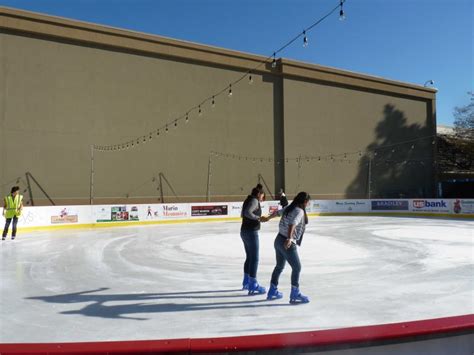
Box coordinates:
[250,184,264,198]
[284,191,310,224]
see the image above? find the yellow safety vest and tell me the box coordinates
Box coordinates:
[4,194,23,219]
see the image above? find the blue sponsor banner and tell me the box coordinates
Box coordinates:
[371,200,409,211]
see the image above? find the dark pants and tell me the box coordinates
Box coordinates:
[270,234,302,288]
[240,229,260,278]
[2,216,18,238]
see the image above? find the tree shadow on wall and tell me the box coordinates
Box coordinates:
[346,104,434,199]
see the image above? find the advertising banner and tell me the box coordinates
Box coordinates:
[311,200,332,213]
[411,199,451,213]
[453,199,474,215]
[228,202,242,217]
[1,199,470,231]
[159,204,190,219]
[191,205,228,217]
[51,207,79,224]
[95,205,138,222]
[333,200,370,213]
[371,200,409,211]
[261,201,280,215]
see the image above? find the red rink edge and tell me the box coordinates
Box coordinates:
[0,314,472,354]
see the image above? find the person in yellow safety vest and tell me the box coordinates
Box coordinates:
[2,186,23,241]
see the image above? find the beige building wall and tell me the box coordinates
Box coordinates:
[283,77,435,198]
[0,7,437,205]
[0,32,276,204]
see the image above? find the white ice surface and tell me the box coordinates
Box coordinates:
[0,216,473,343]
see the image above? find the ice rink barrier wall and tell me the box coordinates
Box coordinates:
[0,315,472,354]
[2,198,473,232]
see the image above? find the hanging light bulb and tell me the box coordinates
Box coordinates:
[143,137,146,143]
[185,113,189,123]
[198,105,202,116]
[165,125,169,133]
[228,85,233,97]
[211,96,216,108]
[303,30,308,47]
[339,0,346,21]
[156,129,160,136]
[271,53,277,68]
[411,144,415,149]
[174,120,178,128]
[248,73,253,85]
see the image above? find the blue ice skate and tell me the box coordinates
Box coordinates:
[266,284,283,300]
[242,273,249,290]
[248,277,266,295]
[289,286,309,304]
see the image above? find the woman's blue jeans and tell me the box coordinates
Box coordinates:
[240,229,260,278]
[270,234,301,287]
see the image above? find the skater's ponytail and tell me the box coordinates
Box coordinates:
[250,184,264,198]
[284,191,310,224]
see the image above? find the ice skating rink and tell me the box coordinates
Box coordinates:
[0,216,472,343]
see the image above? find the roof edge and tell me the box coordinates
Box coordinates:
[0,6,436,99]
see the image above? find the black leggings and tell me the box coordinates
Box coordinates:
[2,216,18,238]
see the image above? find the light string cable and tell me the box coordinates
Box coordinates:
[92,0,347,152]
[210,133,437,164]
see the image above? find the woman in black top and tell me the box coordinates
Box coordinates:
[240,185,267,295]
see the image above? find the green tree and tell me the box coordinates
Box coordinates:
[453,92,474,139]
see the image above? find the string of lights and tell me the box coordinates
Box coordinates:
[92,0,347,152]
[209,134,437,164]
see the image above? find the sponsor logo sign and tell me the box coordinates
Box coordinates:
[51,208,79,224]
[228,203,242,217]
[161,205,188,218]
[453,199,474,214]
[334,200,369,212]
[312,201,331,213]
[269,205,279,214]
[371,200,409,211]
[191,205,228,217]
[145,206,159,219]
[111,206,129,221]
[412,200,450,213]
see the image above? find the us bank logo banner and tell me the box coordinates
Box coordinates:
[412,200,451,213]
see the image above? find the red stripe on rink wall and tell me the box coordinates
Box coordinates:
[0,315,472,354]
